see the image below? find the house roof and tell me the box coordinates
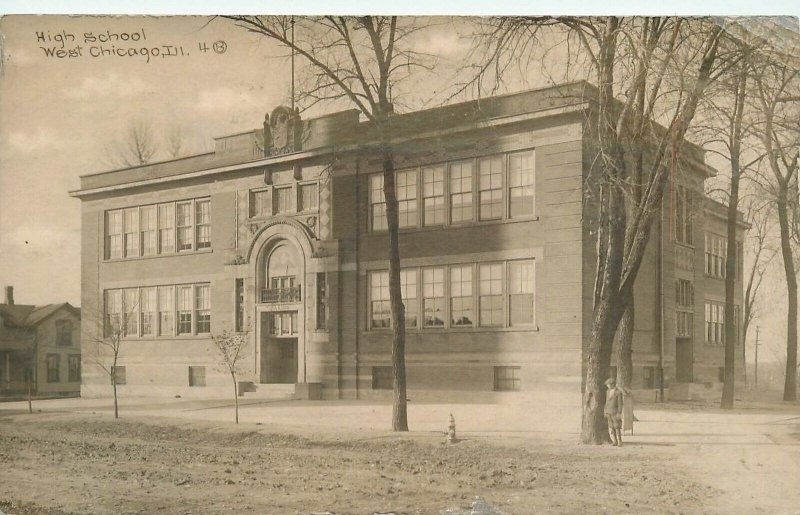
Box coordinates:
[0,304,36,327]
[0,302,79,328]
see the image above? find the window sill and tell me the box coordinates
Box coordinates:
[365,326,540,334]
[368,215,540,236]
[120,334,213,341]
[105,248,213,263]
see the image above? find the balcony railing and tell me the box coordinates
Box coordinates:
[261,285,301,303]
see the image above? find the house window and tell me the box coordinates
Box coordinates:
[177,285,193,334]
[479,263,504,327]
[494,366,521,391]
[106,210,123,259]
[422,267,445,327]
[397,170,418,228]
[401,269,418,328]
[422,165,445,226]
[274,186,293,214]
[705,301,725,344]
[299,183,319,212]
[140,287,156,336]
[508,150,535,218]
[369,174,387,231]
[189,366,206,387]
[449,160,473,223]
[46,354,60,383]
[68,354,81,383]
[195,284,211,334]
[195,199,211,249]
[369,270,390,329]
[250,189,270,218]
[123,208,139,257]
[508,260,535,326]
[55,319,73,346]
[479,155,503,220]
[176,201,193,251]
[450,265,474,327]
[158,203,175,253]
[158,286,174,336]
[372,366,393,390]
[112,365,126,385]
[123,288,139,337]
[140,205,157,256]
[674,185,694,245]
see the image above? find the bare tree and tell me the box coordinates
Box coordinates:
[102,119,159,168]
[225,16,437,431]
[165,124,187,159]
[211,328,250,424]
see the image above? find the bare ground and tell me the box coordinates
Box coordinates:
[0,411,715,515]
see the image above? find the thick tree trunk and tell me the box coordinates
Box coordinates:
[777,185,798,402]
[381,139,408,431]
[722,156,741,409]
[615,302,634,389]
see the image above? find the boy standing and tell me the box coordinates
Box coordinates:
[604,377,623,446]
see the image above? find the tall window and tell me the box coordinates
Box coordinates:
[508,150,535,217]
[705,301,724,344]
[674,185,694,245]
[105,289,122,335]
[195,199,211,249]
[176,201,193,251]
[479,263,504,327]
[423,267,445,327]
[479,156,503,220]
[55,319,73,346]
[400,269,418,328]
[508,260,535,326]
[370,271,390,329]
[68,354,81,382]
[449,160,473,223]
[676,279,694,338]
[140,205,157,256]
[705,234,726,278]
[450,265,473,327]
[250,189,270,218]
[676,279,694,307]
[140,287,156,336]
[195,284,211,333]
[124,208,139,257]
[177,285,193,335]
[397,170,418,228]
[316,273,327,330]
[299,183,319,212]
[46,354,60,383]
[423,165,445,226]
[235,279,245,332]
[158,286,174,336]
[370,174,387,231]
[123,288,139,337]
[106,210,123,259]
[158,203,175,253]
[274,186,293,214]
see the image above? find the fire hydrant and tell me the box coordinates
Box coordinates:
[447,413,457,443]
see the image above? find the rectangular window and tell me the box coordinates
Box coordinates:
[479,263,504,327]
[235,278,245,332]
[158,286,174,336]
[643,366,656,389]
[675,279,694,307]
[106,210,123,259]
[140,205,157,256]
[299,183,319,212]
[450,265,474,327]
[195,284,211,333]
[422,165,445,226]
[396,170,418,228]
[46,354,60,383]
[370,174,387,231]
[177,285,193,334]
[508,150,535,218]
[705,301,725,344]
[112,365,126,385]
[449,160,473,223]
[508,260,535,326]
[676,311,693,338]
[674,185,693,245]
[195,199,211,249]
[189,366,206,387]
[401,269,418,328]
[55,319,73,346]
[68,354,81,383]
[494,366,521,391]
[123,288,139,337]
[176,202,193,251]
[274,186,293,214]
[140,287,156,336]
[705,234,727,279]
[370,271,390,329]
[270,312,298,336]
[316,273,327,330]
[123,208,139,257]
[158,203,175,254]
[105,289,122,335]
[478,155,503,220]
[372,366,393,390]
[422,267,445,327]
[250,189,270,218]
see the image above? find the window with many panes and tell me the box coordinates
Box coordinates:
[423,165,445,226]
[423,267,446,327]
[299,182,319,212]
[369,271,390,329]
[397,170,418,228]
[369,174,387,231]
[195,284,211,333]
[479,263,504,327]
[195,199,211,249]
[177,285,193,334]
[705,234,726,278]
[508,150,535,218]
[674,185,694,245]
[479,155,503,220]
[450,265,474,327]
[705,301,724,344]
[46,354,60,383]
[176,202,193,251]
[105,283,210,338]
[494,366,521,391]
[449,160,473,223]
[508,260,535,326]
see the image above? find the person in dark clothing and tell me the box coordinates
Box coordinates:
[604,377,624,446]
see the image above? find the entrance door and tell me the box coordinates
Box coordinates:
[260,311,299,384]
[675,338,694,382]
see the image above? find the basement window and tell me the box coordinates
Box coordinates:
[494,366,521,392]
[189,366,206,387]
[372,366,393,390]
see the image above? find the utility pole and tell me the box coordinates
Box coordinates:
[754,326,761,390]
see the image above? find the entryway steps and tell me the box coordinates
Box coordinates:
[238,382,297,400]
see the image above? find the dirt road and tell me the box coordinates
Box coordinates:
[1,411,711,515]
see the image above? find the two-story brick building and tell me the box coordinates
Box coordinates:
[70,81,745,404]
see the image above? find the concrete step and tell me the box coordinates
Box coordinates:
[241,383,297,400]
